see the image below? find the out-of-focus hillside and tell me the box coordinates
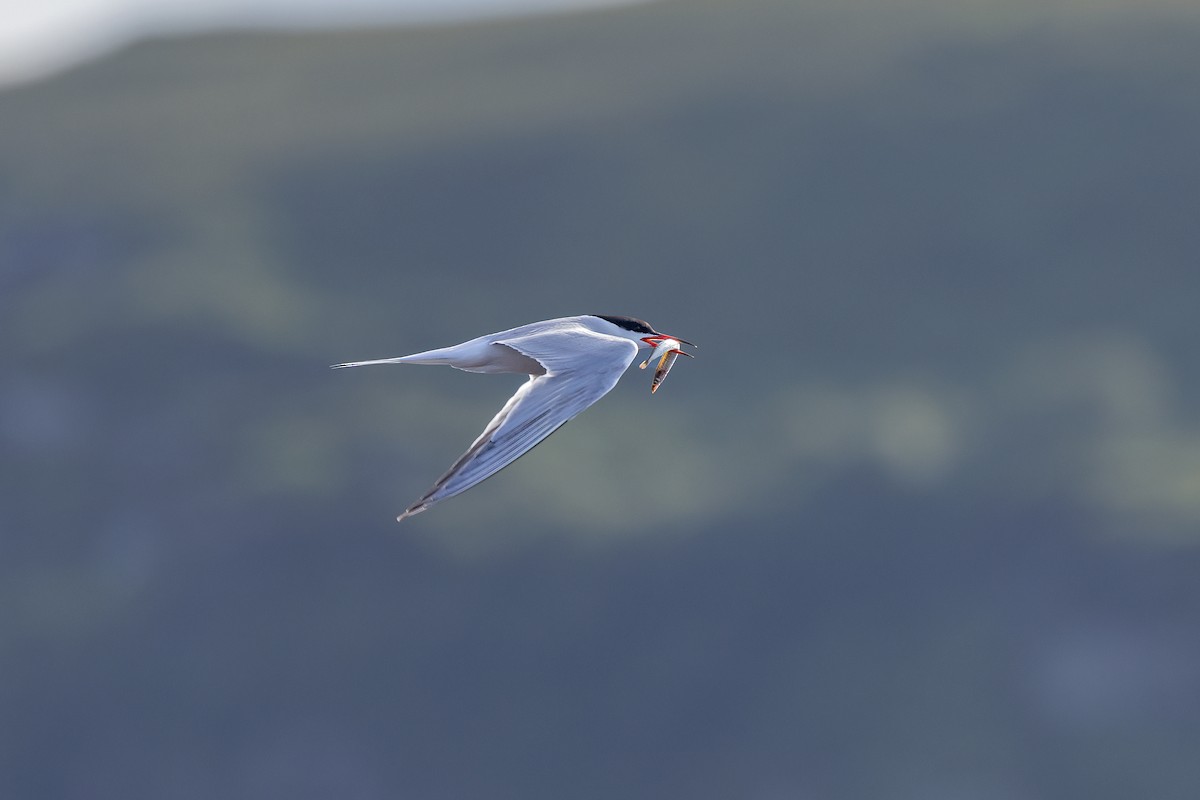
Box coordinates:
[3,0,1200,798]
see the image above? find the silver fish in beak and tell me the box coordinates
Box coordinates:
[638,337,693,393]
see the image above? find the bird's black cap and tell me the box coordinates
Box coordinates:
[593,314,657,335]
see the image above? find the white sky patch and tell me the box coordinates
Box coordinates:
[0,0,652,86]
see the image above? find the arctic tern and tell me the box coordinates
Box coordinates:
[333,314,695,521]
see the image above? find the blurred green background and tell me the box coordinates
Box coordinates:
[4,0,1200,797]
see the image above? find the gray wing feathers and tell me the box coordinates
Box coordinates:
[398,329,637,521]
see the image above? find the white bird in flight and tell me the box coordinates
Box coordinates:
[333,314,696,521]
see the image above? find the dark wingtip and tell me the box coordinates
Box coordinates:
[397,504,426,523]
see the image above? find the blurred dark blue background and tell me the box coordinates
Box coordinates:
[3,0,1200,797]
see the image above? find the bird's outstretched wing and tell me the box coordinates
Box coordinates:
[398,328,639,521]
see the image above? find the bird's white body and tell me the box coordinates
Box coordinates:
[333,316,644,374]
[333,315,692,521]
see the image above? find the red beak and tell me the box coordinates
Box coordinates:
[641,334,698,348]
